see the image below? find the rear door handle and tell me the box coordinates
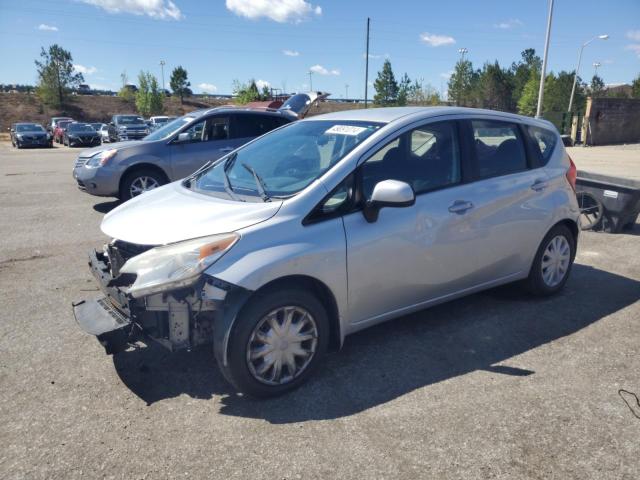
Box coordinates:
[448,200,474,214]
[531,179,548,191]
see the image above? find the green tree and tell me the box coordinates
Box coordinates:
[261,84,271,101]
[478,61,514,111]
[396,73,411,106]
[630,74,640,98]
[34,44,83,108]
[517,73,540,116]
[447,59,477,106]
[118,71,136,103]
[233,79,260,104]
[590,75,605,98]
[407,79,441,105]
[170,66,190,103]
[135,71,164,117]
[373,59,399,106]
[511,48,542,104]
[547,70,586,113]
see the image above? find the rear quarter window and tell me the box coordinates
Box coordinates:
[525,125,558,166]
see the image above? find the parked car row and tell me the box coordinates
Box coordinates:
[72,94,582,398]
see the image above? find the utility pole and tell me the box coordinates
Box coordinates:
[536,0,553,118]
[364,17,370,108]
[345,83,349,100]
[159,60,166,92]
[308,71,313,91]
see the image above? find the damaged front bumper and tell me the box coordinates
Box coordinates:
[73,248,245,356]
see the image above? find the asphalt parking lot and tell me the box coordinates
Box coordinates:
[1,142,639,479]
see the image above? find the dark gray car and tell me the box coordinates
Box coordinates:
[73,108,294,201]
[9,123,53,148]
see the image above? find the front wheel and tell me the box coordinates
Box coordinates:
[525,224,575,296]
[119,169,166,201]
[218,288,329,397]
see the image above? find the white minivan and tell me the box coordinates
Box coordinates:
[74,107,580,397]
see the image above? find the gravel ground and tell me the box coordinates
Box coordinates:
[1,142,639,479]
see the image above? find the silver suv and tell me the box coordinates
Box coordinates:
[74,107,580,397]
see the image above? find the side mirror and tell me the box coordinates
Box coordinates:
[176,132,191,143]
[363,180,415,223]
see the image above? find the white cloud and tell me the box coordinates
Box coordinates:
[626,44,640,58]
[309,64,339,76]
[197,83,218,93]
[494,18,523,29]
[283,49,300,57]
[226,0,321,23]
[79,0,183,20]
[626,30,640,42]
[73,64,97,75]
[255,79,271,90]
[419,32,455,47]
[37,24,58,31]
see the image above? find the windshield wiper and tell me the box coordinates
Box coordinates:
[242,163,271,202]
[221,153,243,201]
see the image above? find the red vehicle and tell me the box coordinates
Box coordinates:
[53,120,74,144]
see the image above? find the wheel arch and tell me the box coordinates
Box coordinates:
[118,163,170,196]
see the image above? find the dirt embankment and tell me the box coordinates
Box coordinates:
[0,92,229,129]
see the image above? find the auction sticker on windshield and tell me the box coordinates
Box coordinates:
[325,125,368,136]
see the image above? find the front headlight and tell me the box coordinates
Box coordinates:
[120,233,239,298]
[16,134,23,139]
[86,149,117,168]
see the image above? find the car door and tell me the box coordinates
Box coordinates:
[169,115,234,179]
[461,118,554,280]
[229,113,287,149]
[343,119,492,326]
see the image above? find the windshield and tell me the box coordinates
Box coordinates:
[144,116,193,141]
[58,121,72,129]
[17,124,44,132]
[191,120,383,200]
[90,123,103,130]
[68,124,95,132]
[116,115,145,125]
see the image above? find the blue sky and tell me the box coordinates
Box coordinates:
[0,0,638,98]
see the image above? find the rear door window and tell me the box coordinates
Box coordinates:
[232,114,285,139]
[525,125,557,166]
[471,120,528,179]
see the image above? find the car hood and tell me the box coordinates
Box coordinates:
[79,140,142,158]
[101,181,283,245]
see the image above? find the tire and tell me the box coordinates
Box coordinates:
[525,224,576,296]
[218,287,329,398]
[576,191,603,231]
[119,168,166,201]
[15,141,21,149]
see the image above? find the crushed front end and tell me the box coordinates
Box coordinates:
[73,238,239,355]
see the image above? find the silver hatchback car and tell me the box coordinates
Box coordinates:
[74,107,580,397]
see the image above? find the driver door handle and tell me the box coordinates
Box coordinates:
[219,147,234,153]
[531,179,548,192]
[448,200,474,214]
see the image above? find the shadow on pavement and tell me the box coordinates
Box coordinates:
[93,200,121,214]
[113,263,640,421]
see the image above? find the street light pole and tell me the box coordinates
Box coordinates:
[458,47,468,61]
[345,83,349,100]
[159,60,166,92]
[308,71,313,91]
[568,34,608,112]
[536,0,554,118]
[593,62,601,77]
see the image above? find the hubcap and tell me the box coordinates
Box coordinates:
[129,176,159,197]
[541,235,571,287]
[247,306,318,386]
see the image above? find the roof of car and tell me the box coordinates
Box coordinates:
[188,106,290,118]
[306,106,555,129]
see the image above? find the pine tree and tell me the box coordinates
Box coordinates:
[590,75,605,98]
[34,44,84,108]
[373,60,399,106]
[447,59,475,106]
[170,66,190,104]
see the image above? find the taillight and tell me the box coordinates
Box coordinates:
[566,155,577,192]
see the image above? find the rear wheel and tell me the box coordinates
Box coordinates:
[119,168,166,201]
[525,224,575,296]
[218,288,329,397]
